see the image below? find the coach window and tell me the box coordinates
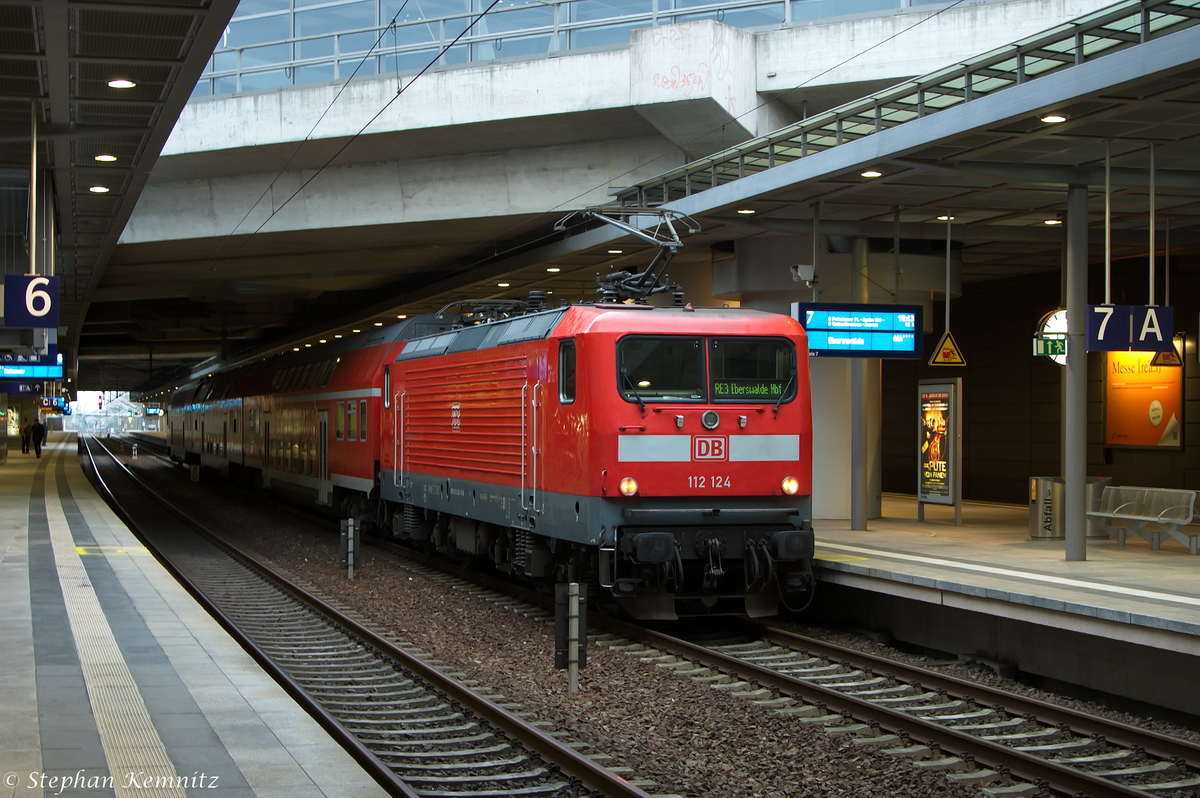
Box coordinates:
[383,366,391,409]
[359,400,368,441]
[335,402,345,440]
[347,400,358,442]
[559,340,576,403]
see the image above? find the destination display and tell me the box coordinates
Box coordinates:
[792,303,923,358]
[712,379,785,399]
[0,363,62,378]
[0,346,63,379]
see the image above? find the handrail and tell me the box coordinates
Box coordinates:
[616,0,1200,206]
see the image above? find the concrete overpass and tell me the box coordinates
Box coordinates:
[83,0,1116,386]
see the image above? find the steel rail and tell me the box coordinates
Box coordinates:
[77,436,422,798]
[595,614,1164,798]
[116,437,1197,794]
[751,622,1200,767]
[82,435,652,798]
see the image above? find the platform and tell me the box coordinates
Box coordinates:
[814,495,1200,659]
[0,433,388,798]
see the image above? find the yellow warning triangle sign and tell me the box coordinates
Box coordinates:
[1150,338,1183,367]
[929,331,966,366]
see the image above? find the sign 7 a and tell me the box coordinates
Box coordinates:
[1087,305,1174,352]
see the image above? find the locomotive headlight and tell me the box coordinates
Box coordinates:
[781,476,800,496]
[619,477,639,497]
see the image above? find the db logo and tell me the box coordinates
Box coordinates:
[693,436,727,461]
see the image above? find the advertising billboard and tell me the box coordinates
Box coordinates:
[918,380,959,505]
[1105,351,1183,448]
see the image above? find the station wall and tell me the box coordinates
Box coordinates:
[880,261,1200,504]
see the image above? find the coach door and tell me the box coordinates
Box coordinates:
[262,413,271,488]
[317,410,330,505]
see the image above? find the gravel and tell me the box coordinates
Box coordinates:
[128,455,1200,796]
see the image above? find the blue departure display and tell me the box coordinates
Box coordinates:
[0,364,62,378]
[0,346,64,379]
[792,303,923,359]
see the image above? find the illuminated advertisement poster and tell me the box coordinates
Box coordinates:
[1105,351,1183,448]
[918,382,956,504]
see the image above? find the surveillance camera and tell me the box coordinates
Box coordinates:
[790,264,816,283]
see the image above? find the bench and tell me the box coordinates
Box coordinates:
[1086,486,1200,554]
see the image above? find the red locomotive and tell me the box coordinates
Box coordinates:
[169,213,815,619]
[169,297,814,619]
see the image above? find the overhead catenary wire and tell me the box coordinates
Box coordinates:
[476,0,973,251]
[373,0,975,308]
[203,0,504,268]
[208,0,971,286]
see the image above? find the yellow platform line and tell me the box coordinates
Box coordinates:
[77,546,151,556]
[44,447,188,798]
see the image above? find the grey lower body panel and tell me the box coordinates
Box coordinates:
[380,469,811,545]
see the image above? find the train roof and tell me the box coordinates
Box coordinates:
[169,313,456,405]
[393,303,801,363]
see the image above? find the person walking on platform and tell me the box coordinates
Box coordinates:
[30,417,45,458]
[19,418,31,454]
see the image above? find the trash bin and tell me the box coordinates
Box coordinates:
[1030,476,1112,540]
[1029,476,1065,540]
[1087,476,1113,539]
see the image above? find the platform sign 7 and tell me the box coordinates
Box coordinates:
[1087,305,1174,352]
[4,275,59,328]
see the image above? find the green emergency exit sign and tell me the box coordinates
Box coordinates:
[1034,335,1067,357]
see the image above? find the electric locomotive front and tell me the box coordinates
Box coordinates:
[575,304,814,619]
[381,302,814,620]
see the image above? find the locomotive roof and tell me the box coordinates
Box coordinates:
[393,303,800,363]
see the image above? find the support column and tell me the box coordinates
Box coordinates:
[1065,185,1088,561]
[851,238,869,530]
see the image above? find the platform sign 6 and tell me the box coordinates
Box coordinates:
[1087,305,1174,352]
[4,275,59,328]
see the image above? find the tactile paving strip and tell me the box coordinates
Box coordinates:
[42,448,187,798]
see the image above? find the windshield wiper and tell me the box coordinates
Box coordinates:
[773,373,795,415]
[621,366,646,414]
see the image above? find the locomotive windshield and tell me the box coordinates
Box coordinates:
[618,337,705,400]
[617,336,795,404]
[710,338,795,403]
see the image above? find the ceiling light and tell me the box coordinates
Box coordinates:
[94,154,117,162]
[498,282,510,287]
[108,79,136,89]
[1040,113,1068,124]
[89,185,109,193]
[374,322,383,326]
[937,215,955,221]
[293,347,300,351]
[397,314,407,319]
[546,267,560,273]
[318,339,327,343]
[860,169,882,178]
[304,343,312,347]
[335,334,342,338]
[1044,219,1063,225]
[607,249,623,254]
[736,209,756,215]
[352,329,361,333]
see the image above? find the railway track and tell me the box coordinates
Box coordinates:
[589,619,1200,798]
[80,435,653,798]
[109,432,1200,797]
